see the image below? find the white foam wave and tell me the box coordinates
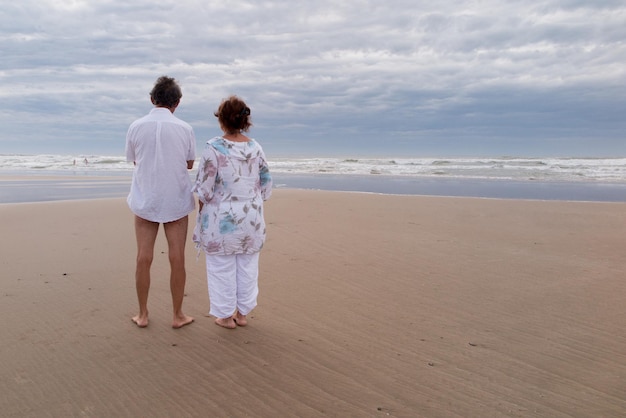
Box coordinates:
[1,154,625,183]
[267,157,626,182]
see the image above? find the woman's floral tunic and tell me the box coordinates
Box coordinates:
[192,136,272,255]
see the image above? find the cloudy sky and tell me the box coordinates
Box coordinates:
[1,0,624,157]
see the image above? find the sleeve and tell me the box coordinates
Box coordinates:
[192,147,218,204]
[125,127,135,163]
[258,149,273,201]
[187,128,196,161]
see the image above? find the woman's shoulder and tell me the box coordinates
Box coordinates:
[206,136,229,150]
[248,139,267,155]
[205,136,264,158]
[207,136,224,144]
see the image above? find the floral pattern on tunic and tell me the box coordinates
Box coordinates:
[192,136,272,255]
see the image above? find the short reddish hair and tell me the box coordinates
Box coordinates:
[214,95,252,132]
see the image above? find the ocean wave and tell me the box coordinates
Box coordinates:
[1,154,625,183]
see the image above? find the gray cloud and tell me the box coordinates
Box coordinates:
[0,0,624,157]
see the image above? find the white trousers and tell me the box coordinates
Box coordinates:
[205,253,260,319]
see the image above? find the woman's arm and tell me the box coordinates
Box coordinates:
[192,149,218,204]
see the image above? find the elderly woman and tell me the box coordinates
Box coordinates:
[193,95,272,329]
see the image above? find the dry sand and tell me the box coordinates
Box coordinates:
[1,190,625,417]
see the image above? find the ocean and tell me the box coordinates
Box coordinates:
[1,154,625,203]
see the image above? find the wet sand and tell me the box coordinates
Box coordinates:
[1,190,625,417]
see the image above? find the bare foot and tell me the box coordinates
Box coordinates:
[233,312,248,327]
[172,315,194,329]
[132,314,148,328]
[215,317,236,329]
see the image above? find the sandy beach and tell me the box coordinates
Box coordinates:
[1,190,625,417]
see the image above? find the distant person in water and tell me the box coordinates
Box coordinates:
[125,75,196,329]
[193,95,272,329]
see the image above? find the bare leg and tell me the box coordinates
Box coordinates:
[164,216,194,329]
[132,216,159,328]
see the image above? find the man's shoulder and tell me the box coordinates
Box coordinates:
[160,111,193,131]
[169,115,193,130]
[129,112,151,124]
[129,110,193,131]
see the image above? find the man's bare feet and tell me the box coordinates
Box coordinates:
[172,315,194,329]
[215,317,237,329]
[132,314,149,328]
[233,312,247,327]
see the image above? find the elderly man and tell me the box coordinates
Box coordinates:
[126,76,196,329]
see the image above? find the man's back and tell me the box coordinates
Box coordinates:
[126,107,196,223]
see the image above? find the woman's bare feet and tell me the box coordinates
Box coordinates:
[215,317,237,329]
[132,314,149,328]
[172,314,194,329]
[233,312,248,327]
